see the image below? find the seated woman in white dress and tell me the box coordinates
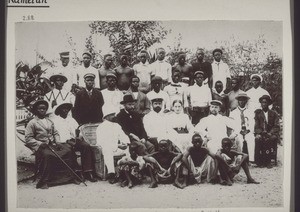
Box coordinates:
[167,100,194,153]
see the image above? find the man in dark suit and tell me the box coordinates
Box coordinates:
[116,93,155,155]
[254,95,280,168]
[127,75,151,117]
[72,73,104,125]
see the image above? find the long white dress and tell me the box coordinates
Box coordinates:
[167,112,194,153]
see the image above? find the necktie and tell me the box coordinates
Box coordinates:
[171,84,181,87]
[88,90,92,98]
[240,108,246,128]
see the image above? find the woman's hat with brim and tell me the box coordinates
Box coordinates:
[235,92,250,101]
[259,95,272,105]
[120,93,137,104]
[50,73,68,83]
[32,99,49,113]
[54,102,73,116]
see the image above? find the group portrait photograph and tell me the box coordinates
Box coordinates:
[10,18,289,211]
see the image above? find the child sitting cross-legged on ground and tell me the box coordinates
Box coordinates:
[117,143,146,189]
[181,133,217,187]
[143,139,184,189]
[216,137,260,186]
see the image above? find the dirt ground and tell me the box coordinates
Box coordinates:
[16,145,284,210]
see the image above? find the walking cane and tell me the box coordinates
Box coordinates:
[47,144,88,186]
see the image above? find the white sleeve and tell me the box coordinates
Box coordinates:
[167,63,172,82]
[117,125,130,144]
[225,63,231,78]
[207,88,212,105]
[194,118,207,138]
[94,69,101,88]
[183,87,190,108]
[164,91,171,110]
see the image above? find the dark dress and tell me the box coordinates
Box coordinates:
[25,117,77,188]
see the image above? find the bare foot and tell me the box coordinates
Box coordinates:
[149,181,158,188]
[121,180,128,187]
[227,179,233,186]
[247,179,260,184]
[128,181,134,189]
[173,180,184,189]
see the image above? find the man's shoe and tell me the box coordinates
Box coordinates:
[76,171,85,182]
[36,181,49,189]
[108,177,118,184]
[73,178,81,185]
[85,172,97,182]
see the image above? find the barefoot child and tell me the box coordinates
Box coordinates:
[181,133,217,187]
[143,140,184,189]
[216,138,260,186]
[117,143,146,188]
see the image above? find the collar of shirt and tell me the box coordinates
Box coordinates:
[170,83,182,87]
[238,106,247,112]
[213,60,223,65]
[85,88,93,95]
[124,109,133,118]
[212,88,224,95]
[139,61,149,66]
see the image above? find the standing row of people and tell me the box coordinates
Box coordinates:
[24,46,280,189]
[45,48,231,93]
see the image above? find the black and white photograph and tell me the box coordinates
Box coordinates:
[6,1,292,212]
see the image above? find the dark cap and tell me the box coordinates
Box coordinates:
[59,51,70,58]
[84,73,95,79]
[210,100,222,106]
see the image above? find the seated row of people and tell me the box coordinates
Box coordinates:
[25,98,259,189]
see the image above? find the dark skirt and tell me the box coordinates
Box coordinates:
[254,135,278,166]
[35,143,78,188]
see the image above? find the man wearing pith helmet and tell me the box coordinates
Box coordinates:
[229,92,255,161]
[246,74,271,112]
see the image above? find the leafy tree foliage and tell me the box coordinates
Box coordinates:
[88,21,170,66]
